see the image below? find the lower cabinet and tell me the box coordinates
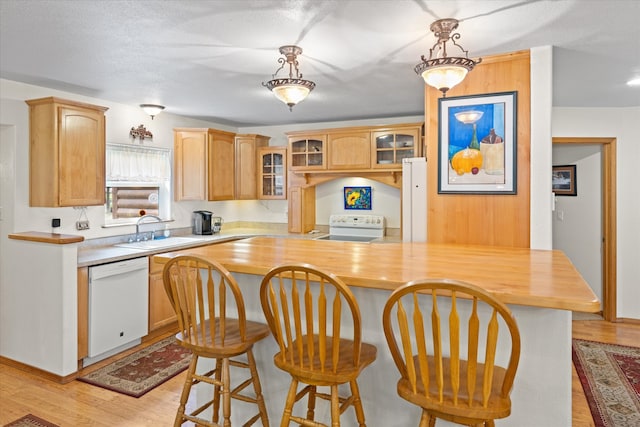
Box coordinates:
[288,186,316,233]
[148,255,177,332]
[77,267,89,360]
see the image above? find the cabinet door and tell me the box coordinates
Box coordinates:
[288,186,315,233]
[78,267,88,360]
[327,132,371,170]
[148,257,177,332]
[288,187,303,233]
[28,98,108,207]
[58,107,106,206]
[259,147,287,199]
[235,135,269,200]
[371,128,420,168]
[174,131,207,200]
[288,135,326,170]
[208,131,235,200]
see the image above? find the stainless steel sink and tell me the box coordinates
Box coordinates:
[114,236,203,251]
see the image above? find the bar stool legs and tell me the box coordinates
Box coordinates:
[174,351,269,427]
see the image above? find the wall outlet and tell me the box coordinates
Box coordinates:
[76,220,90,230]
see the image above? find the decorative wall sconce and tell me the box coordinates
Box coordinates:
[130,125,153,141]
[414,18,481,96]
[139,104,165,119]
[263,45,316,111]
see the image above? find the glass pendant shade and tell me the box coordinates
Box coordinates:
[271,83,311,108]
[140,104,165,119]
[421,65,468,93]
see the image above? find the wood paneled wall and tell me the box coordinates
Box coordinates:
[425,50,531,247]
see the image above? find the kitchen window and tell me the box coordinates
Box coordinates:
[105,143,171,225]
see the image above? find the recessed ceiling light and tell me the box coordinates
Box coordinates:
[627,77,640,87]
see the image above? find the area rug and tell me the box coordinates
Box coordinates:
[572,339,640,427]
[78,336,191,397]
[3,414,60,427]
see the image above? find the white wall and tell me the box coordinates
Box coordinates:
[553,107,640,320]
[529,46,554,250]
[552,145,603,301]
[315,177,400,228]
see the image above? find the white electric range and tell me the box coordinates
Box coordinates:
[315,214,385,242]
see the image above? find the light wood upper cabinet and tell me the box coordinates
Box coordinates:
[371,126,422,168]
[258,146,287,199]
[288,134,326,170]
[174,128,237,201]
[235,134,270,200]
[174,130,208,201]
[286,123,422,174]
[208,130,236,201]
[174,129,269,201]
[27,97,108,207]
[327,132,371,170]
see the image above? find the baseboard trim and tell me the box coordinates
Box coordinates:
[0,355,76,384]
[616,317,640,325]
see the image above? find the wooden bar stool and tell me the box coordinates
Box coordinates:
[260,263,377,427]
[163,255,270,427]
[382,279,521,427]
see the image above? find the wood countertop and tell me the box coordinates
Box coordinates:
[154,236,600,313]
[9,231,84,244]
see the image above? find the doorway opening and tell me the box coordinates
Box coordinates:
[552,137,616,321]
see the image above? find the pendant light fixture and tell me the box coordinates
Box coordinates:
[263,45,316,111]
[140,104,165,119]
[414,18,481,97]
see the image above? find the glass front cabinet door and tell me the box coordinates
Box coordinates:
[288,135,326,170]
[258,147,287,199]
[371,127,421,168]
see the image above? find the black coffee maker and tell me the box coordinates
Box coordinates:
[192,210,213,235]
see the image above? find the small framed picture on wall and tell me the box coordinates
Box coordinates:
[552,164,577,196]
[343,186,371,210]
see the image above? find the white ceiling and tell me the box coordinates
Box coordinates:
[1,0,639,127]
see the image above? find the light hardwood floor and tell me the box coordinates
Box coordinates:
[1,319,638,426]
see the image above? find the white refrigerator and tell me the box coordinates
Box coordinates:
[402,157,427,242]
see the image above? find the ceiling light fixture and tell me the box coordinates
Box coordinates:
[140,104,165,119]
[263,45,316,111]
[414,18,481,97]
[627,77,640,87]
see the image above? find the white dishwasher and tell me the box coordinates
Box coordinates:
[88,257,149,360]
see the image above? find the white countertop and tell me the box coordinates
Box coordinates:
[76,228,321,267]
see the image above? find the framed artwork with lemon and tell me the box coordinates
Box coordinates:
[438,91,517,194]
[344,186,371,210]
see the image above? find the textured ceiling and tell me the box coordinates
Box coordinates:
[1,0,639,127]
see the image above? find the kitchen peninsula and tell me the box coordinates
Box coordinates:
[155,236,599,427]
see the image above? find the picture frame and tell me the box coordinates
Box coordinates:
[438,91,517,194]
[343,186,371,210]
[552,164,577,196]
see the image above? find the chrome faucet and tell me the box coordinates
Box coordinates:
[135,215,163,240]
